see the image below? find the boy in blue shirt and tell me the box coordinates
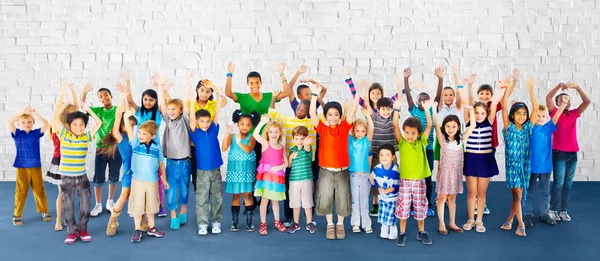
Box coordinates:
[189,92,224,236]
[370,144,400,240]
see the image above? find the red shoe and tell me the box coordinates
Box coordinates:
[64,232,78,245]
[79,230,92,242]
[259,222,267,236]
[274,220,286,233]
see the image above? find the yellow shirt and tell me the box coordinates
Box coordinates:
[194,99,217,121]
[268,108,317,161]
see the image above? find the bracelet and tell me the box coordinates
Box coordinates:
[458,85,464,89]
[311,92,318,97]
[280,73,285,77]
[393,108,401,112]
[226,73,232,77]
[401,89,406,94]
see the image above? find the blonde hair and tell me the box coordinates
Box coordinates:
[262,121,284,144]
[351,119,368,138]
[19,114,34,122]
[538,104,548,112]
[166,98,184,112]
[139,121,159,136]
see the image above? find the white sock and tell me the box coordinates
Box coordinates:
[336,222,343,225]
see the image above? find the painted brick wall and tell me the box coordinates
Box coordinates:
[1,0,598,181]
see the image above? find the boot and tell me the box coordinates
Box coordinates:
[106,209,121,236]
[231,206,240,232]
[244,205,255,232]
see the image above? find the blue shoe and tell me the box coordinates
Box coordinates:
[427,208,435,217]
[158,207,167,218]
[170,218,180,230]
[484,206,490,215]
[178,213,187,225]
[410,210,414,216]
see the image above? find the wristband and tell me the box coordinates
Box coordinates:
[226,73,232,77]
[393,108,401,112]
[280,73,285,77]
[458,85,464,89]
[311,93,318,97]
[401,89,406,94]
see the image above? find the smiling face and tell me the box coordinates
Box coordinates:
[369,89,382,104]
[478,90,492,103]
[97,90,112,107]
[536,109,548,125]
[293,135,306,147]
[403,126,420,143]
[247,77,262,94]
[142,94,156,110]
[267,125,281,142]
[196,116,212,131]
[297,87,311,101]
[18,115,34,132]
[238,117,253,135]
[325,108,341,126]
[378,148,395,166]
[379,106,393,119]
[512,107,528,126]
[353,124,367,139]
[197,86,213,102]
[295,102,309,119]
[442,88,455,106]
[474,105,488,123]
[444,120,460,140]
[166,104,182,120]
[69,118,87,136]
[137,128,155,144]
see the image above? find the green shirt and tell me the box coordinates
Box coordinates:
[398,134,432,180]
[234,92,277,134]
[289,145,313,181]
[90,106,117,147]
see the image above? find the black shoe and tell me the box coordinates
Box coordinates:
[524,216,534,228]
[540,214,557,226]
[396,233,407,247]
[287,223,301,234]
[417,231,432,245]
[131,230,142,243]
[244,210,255,232]
[369,204,379,217]
[231,206,240,232]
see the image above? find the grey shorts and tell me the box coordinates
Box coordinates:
[315,168,352,217]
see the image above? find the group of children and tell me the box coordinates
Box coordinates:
[9,62,590,247]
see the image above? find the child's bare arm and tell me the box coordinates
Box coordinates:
[571,81,591,115]
[225,62,237,102]
[403,67,415,110]
[81,81,92,104]
[51,103,70,133]
[277,63,292,101]
[345,81,364,124]
[452,65,463,110]
[188,97,196,132]
[112,90,126,142]
[545,83,563,113]
[467,74,476,105]
[422,101,433,139]
[433,63,445,111]
[309,85,321,127]
[83,102,103,136]
[8,107,30,135]
[253,115,270,147]
[361,108,375,141]
[238,136,256,154]
[221,127,233,152]
[157,84,168,117]
[462,106,476,141]
[159,162,169,190]
[183,73,193,115]
[527,76,539,123]
[123,108,136,143]
[120,72,138,112]
[34,109,50,133]
[212,87,224,126]
[501,75,515,130]
[552,96,569,124]
[287,65,307,102]
[432,105,443,141]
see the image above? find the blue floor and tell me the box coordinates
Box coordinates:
[1,181,598,261]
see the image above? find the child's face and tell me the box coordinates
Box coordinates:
[298,88,311,101]
[370,89,382,104]
[196,116,212,131]
[247,77,262,94]
[238,117,253,134]
[417,94,430,110]
[97,90,112,107]
[69,119,87,136]
[166,104,182,120]
[295,103,309,119]
[557,94,571,110]
[293,135,306,147]
[536,110,549,125]
[354,124,367,139]
[137,128,155,144]
[513,108,528,126]
[403,126,420,143]
[18,116,34,132]
[197,86,212,102]
[474,106,488,123]
[478,90,492,102]
[325,108,341,126]
[442,89,455,106]
[267,126,281,142]
[379,106,393,119]
[378,149,395,166]
[444,121,459,139]
[142,94,156,110]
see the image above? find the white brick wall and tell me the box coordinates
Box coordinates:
[1,0,598,181]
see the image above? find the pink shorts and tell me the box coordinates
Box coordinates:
[394,179,428,221]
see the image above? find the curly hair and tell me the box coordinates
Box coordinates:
[402,117,423,134]
[262,121,284,144]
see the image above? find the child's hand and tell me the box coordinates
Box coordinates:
[526,76,535,90]
[68,82,77,92]
[394,99,403,110]
[310,84,322,95]
[227,62,235,73]
[434,63,445,79]
[299,78,312,83]
[119,72,130,81]
[124,107,135,117]
[567,81,579,89]
[304,137,313,146]
[163,181,170,190]
[465,105,474,112]
[20,106,32,115]
[403,67,412,78]
[163,80,174,91]
[151,72,160,87]
[115,82,126,94]
[512,68,521,82]
[186,73,194,86]
[82,82,93,93]
[297,64,307,74]
[81,102,90,111]
[344,66,350,76]
[393,75,402,86]
[358,79,371,92]
[277,63,286,75]
[272,90,282,101]
[378,187,386,195]
[422,100,434,110]
[467,74,477,84]
[289,151,298,160]
[451,64,458,75]
[561,95,570,104]
[260,114,270,124]
[226,125,234,134]
[30,107,38,115]
[361,107,371,117]
[559,82,568,91]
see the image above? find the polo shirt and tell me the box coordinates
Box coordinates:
[131,132,164,182]
[289,146,313,181]
[398,134,431,180]
[371,163,400,202]
[189,122,223,170]
[11,128,44,168]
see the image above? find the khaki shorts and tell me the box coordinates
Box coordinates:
[315,168,351,217]
[289,180,314,209]
[128,178,160,216]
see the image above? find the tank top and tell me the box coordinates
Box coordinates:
[259,143,284,167]
[465,119,492,151]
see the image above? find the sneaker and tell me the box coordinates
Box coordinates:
[170,217,180,230]
[410,210,414,216]
[105,200,115,212]
[287,222,301,234]
[147,226,164,238]
[212,222,222,234]
[369,205,379,217]
[283,218,293,228]
[524,215,534,228]
[396,232,407,247]
[417,231,433,245]
[178,213,187,225]
[158,207,167,218]
[540,214,557,225]
[79,230,92,242]
[549,210,560,221]
[64,232,78,245]
[198,224,208,236]
[380,224,389,239]
[427,208,435,217]
[559,211,571,222]
[306,222,317,234]
[326,224,335,240]
[131,230,142,243]
[484,205,490,215]
[388,225,398,240]
[90,204,102,217]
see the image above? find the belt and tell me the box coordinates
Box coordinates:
[465,149,493,154]
[324,167,348,172]
[168,157,190,161]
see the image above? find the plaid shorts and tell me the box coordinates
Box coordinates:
[395,179,428,221]
[377,200,397,225]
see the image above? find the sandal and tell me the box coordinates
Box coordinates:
[501,220,513,231]
[462,220,474,231]
[42,212,52,222]
[352,225,361,233]
[274,220,286,233]
[475,220,486,233]
[516,226,527,237]
[12,216,23,226]
[449,226,464,234]
[259,222,267,235]
[438,229,448,235]
[55,222,63,231]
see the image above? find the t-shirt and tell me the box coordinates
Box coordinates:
[57,127,93,176]
[11,128,44,168]
[90,106,117,147]
[162,113,191,159]
[268,108,316,160]
[189,122,223,170]
[118,133,132,176]
[51,131,60,158]
[398,134,431,180]
[131,133,164,182]
[289,146,313,181]
[194,99,217,121]
[409,106,434,150]
[531,121,557,174]
[438,103,463,129]
[316,120,353,168]
[234,92,277,133]
[371,113,397,154]
[348,135,371,173]
[371,163,400,202]
[550,108,580,152]
[135,109,162,144]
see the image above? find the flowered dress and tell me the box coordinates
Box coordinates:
[225,134,257,194]
[254,144,286,200]
[436,135,464,195]
[503,121,533,190]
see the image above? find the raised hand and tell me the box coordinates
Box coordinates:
[277,63,286,74]
[559,82,568,91]
[299,78,311,83]
[512,68,521,82]
[465,105,474,112]
[435,63,445,79]
[298,64,307,74]
[404,67,412,78]
[81,102,90,111]
[357,80,371,92]
[526,76,535,90]
[468,74,477,84]
[119,72,130,81]
[186,73,194,87]
[163,181,170,190]
[67,81,77,92]
[344,66,350,75]
[124,107,136,117]
[394,75,402,86]
[310,83,322,95]
[422,100,435,110]
[394,99,403,110]
[151,72,160,87]
[451,64,458,75]
[163,80,174,91]
[226,125,234,134]
[115,82,126,93]
[30,107,37,115]
[260,114,270,124]
[361,107,371,117]
[304,137,313,146]
[567,81,579,89]
[82,82,93,93]
[228,62,235,73]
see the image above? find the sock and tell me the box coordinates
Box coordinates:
[336,222,343,225]
[95,203,102,207]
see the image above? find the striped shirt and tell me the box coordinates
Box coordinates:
[410,106,434,150]
[465,119,493,152]
[370,113,397,153]
[268,108,316,161]
[371,163,400,202]
[289,146,313,181]
[57,127,93,176]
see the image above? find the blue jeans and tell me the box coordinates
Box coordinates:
[165,158,191,211]
[550,151,578,212]
[522,173,551,217]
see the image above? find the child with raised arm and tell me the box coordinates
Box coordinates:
[9,106,51,227]
[310,83,361,240]
[286,126,316,234]
[189,90,225,236]
[123,108,169,243]
[433,64,464,170]
[349,108,374,234]
[51,102,103,244]
[286,65,328,111]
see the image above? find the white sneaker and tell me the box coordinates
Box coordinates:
[106,200,115,212]
[549,210,560,221]
[212,222,222,234]
[198,225,208,235]
[559,211,571,222]
[380,224,389,239]
[388,225,398,240]
[90,204,102,217]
